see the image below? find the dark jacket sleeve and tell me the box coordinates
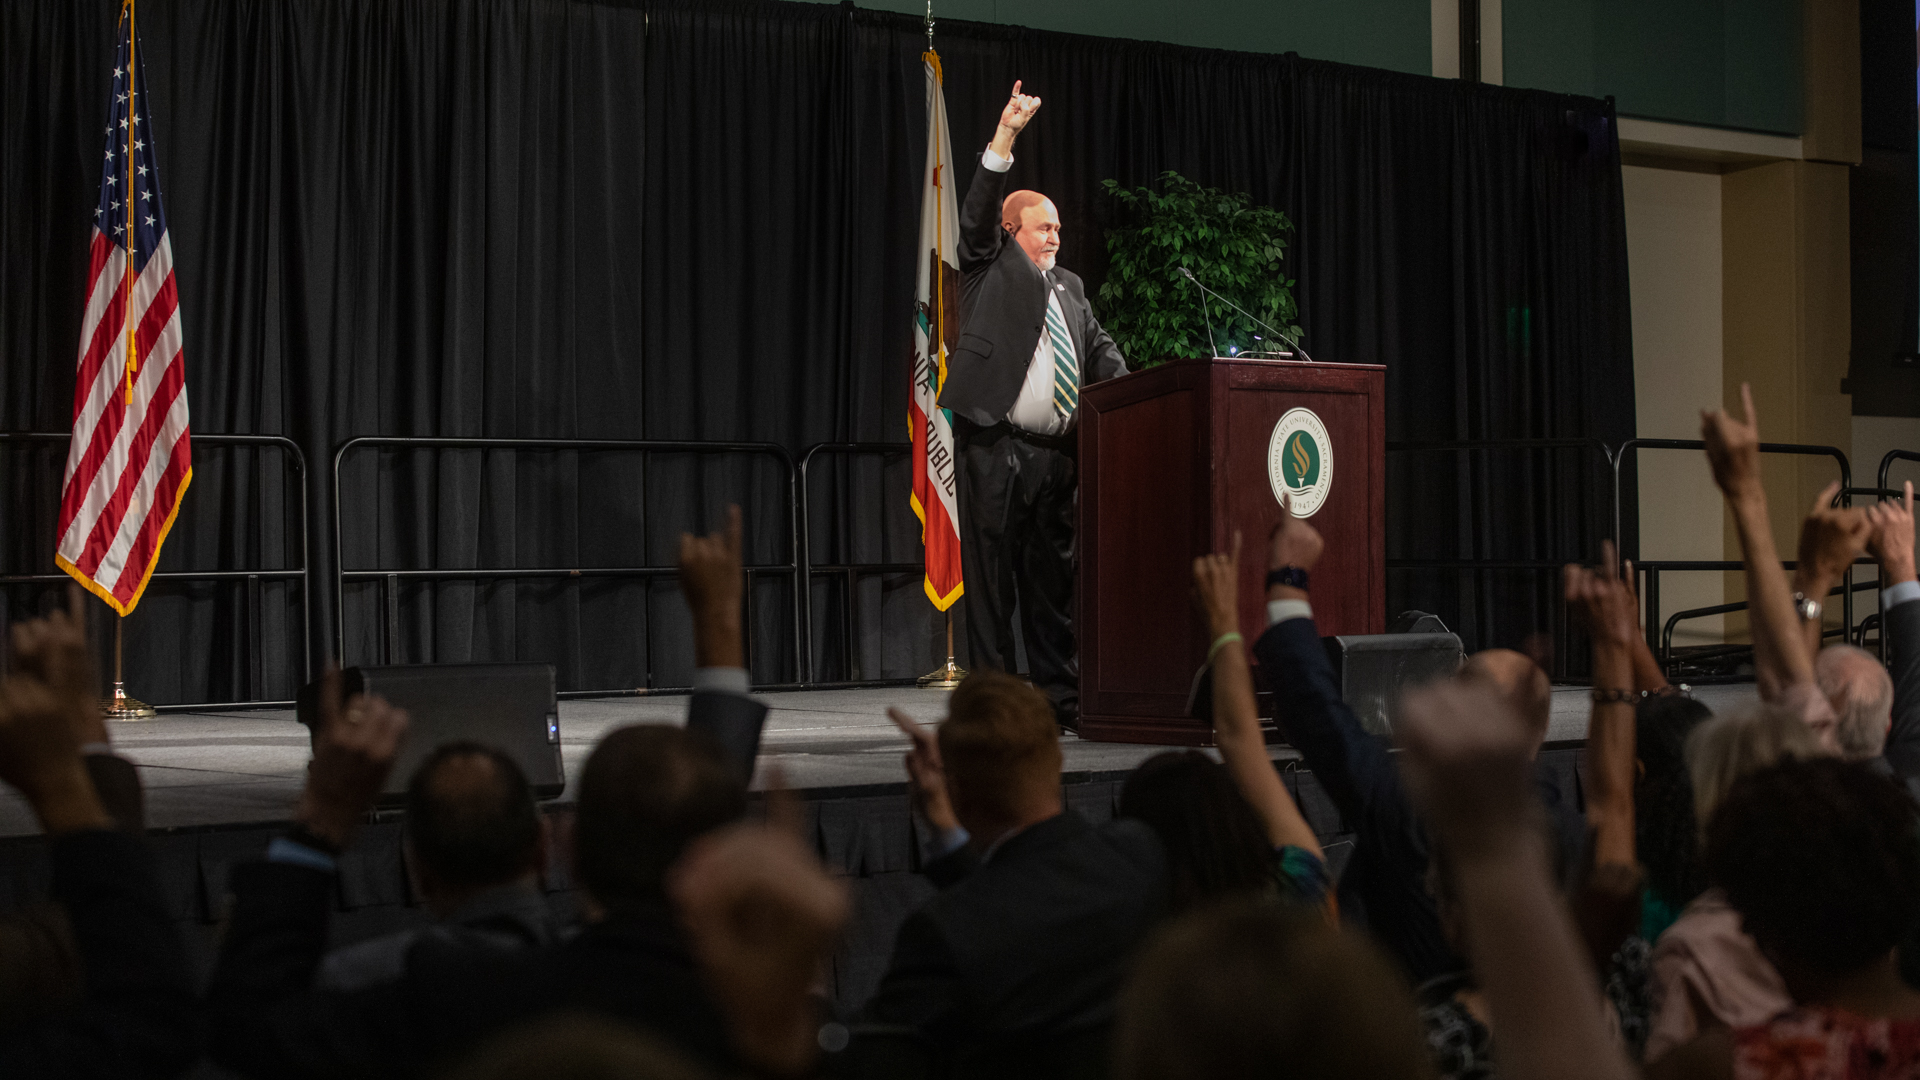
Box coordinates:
[0,830,197,1080]
[921,844,980,889]
[864,907,964,1038]
[1078,309,1128,385]
[1252,617,1411,833]
[956,156,1009,275]
[205,858,413,1079]
[1885,597,1920,779]
[684,689,770,785]
[1252,618,1453,979]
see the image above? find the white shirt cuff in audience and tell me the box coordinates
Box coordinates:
[1886,580,1920,608]
[930,825,971,859]
[981,146,1012,172]
[692,667,751,696]
[1267,599,1313,626]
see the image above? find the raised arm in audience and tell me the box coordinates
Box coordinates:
[1192,532,1319,856]
[1702,386,1832,743]
[1789,481,1872,660]
[0,588,197,1080]
[1869,482,1920,778]
[1396,679,1637,1080]
[671,783,849,1077]
[1563,543,1638,872]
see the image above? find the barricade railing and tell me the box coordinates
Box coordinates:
[331,437,803,694]
[0,432,311,709]
[1614,438,1853,670]
[796,442,926,685]
[1383,439,1616,679]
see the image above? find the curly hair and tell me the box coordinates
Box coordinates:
[1634,694,1712,909]
[1704,757,1920,978]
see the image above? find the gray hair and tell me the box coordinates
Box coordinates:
[1814,645,1894,762]
[1685,704,1825,834]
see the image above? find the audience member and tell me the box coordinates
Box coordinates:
[1699,385,1841,747]
[872,668,1169,1080]
[317,741,556,991]
[1113,900,1434,1080]
[0,588,197,1079]
[1395,678,1638,1080]
[1250,497,1565,985]
[205,509,789,1078]
[1641,702,1824,1063]
[1650,758,1920,1079]
[1121,533,1329,915]
[1866,482,1920,784]
[441,1014,716,1080]
[1813,644,1895,763]
[1634,693,1713,941]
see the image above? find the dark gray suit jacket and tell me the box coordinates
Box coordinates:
[1884,595,1920,781]
[936,158,1127,427]
[867,811,1168,1079]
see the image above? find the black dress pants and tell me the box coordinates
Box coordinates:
[955,418,1079,721]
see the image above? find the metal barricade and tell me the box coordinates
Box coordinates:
[0,431,311,709]
[1383,439,1616,678]
[331,437,802,694]
[1615,438,1851,672]
[797,442,926,685]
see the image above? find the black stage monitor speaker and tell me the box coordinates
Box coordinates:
[297,663,564,805]
[1322,634,1464,737]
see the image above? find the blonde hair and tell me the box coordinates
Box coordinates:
[1685,704,1824,834]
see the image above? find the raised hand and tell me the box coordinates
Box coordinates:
[1797,480,1871,582]
[670,777,850,1076]
[888,707,959,835]
[680,505,746,670]
[997,79,1042,134]
[1563,540,1640,650]
[0,591,110,834]
[1701,383,1763,501]
[1192,531,1243,639]
[1867,481,1917,585]
[1266,494,1324,579]
[1395,678,1540,863]
[294,668,408,851]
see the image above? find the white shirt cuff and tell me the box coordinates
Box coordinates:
[981,146,1013,172]
[1267,599,1313,626]
[692,667,751,695]
[1886,580,1920,608]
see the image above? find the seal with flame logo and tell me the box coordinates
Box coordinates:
[1267,407,1333,517]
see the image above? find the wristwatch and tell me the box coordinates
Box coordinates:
[1792,591,1822,622]
[1266,566,1310,591]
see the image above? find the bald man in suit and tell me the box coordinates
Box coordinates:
[937,81,1129,731]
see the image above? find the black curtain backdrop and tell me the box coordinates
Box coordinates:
[0,0,1633,703]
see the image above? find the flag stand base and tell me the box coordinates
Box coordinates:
[102,681,158,721]
[917,657,966,688]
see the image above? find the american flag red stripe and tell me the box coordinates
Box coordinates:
[56,2,191,617]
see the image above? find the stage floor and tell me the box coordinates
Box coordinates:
[0,682,1760,838]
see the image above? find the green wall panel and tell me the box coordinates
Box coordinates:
[1504,0,1802,134]
[790,0,1433,75]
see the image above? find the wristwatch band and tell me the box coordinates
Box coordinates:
[1792,591,1822,622]
[1266,566,1310,591]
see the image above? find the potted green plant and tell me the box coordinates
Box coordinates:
[1095,171,1302,367]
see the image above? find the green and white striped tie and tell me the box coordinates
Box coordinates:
[1044,286,1079,421]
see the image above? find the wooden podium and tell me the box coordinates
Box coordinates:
[1076,356,1386,744]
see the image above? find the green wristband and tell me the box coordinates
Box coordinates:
[1207,631,1243,666]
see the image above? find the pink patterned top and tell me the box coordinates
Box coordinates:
[1734,1007,1920,1080]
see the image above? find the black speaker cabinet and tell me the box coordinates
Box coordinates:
[1322,633,1464,737]
[297,663,564,805]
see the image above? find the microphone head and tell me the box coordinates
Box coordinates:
[1178,266,1195,280]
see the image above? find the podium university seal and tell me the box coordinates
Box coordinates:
[1268,408,1332,517]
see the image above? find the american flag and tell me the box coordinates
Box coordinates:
[56,1,191,617]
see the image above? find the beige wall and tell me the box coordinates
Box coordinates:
[1623,164,1726,644]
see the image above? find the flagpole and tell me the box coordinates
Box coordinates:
[103,616,157,720]
[102,0,156,721]
[914,3,964,692]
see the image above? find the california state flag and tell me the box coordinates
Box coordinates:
[910,50,963,610]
